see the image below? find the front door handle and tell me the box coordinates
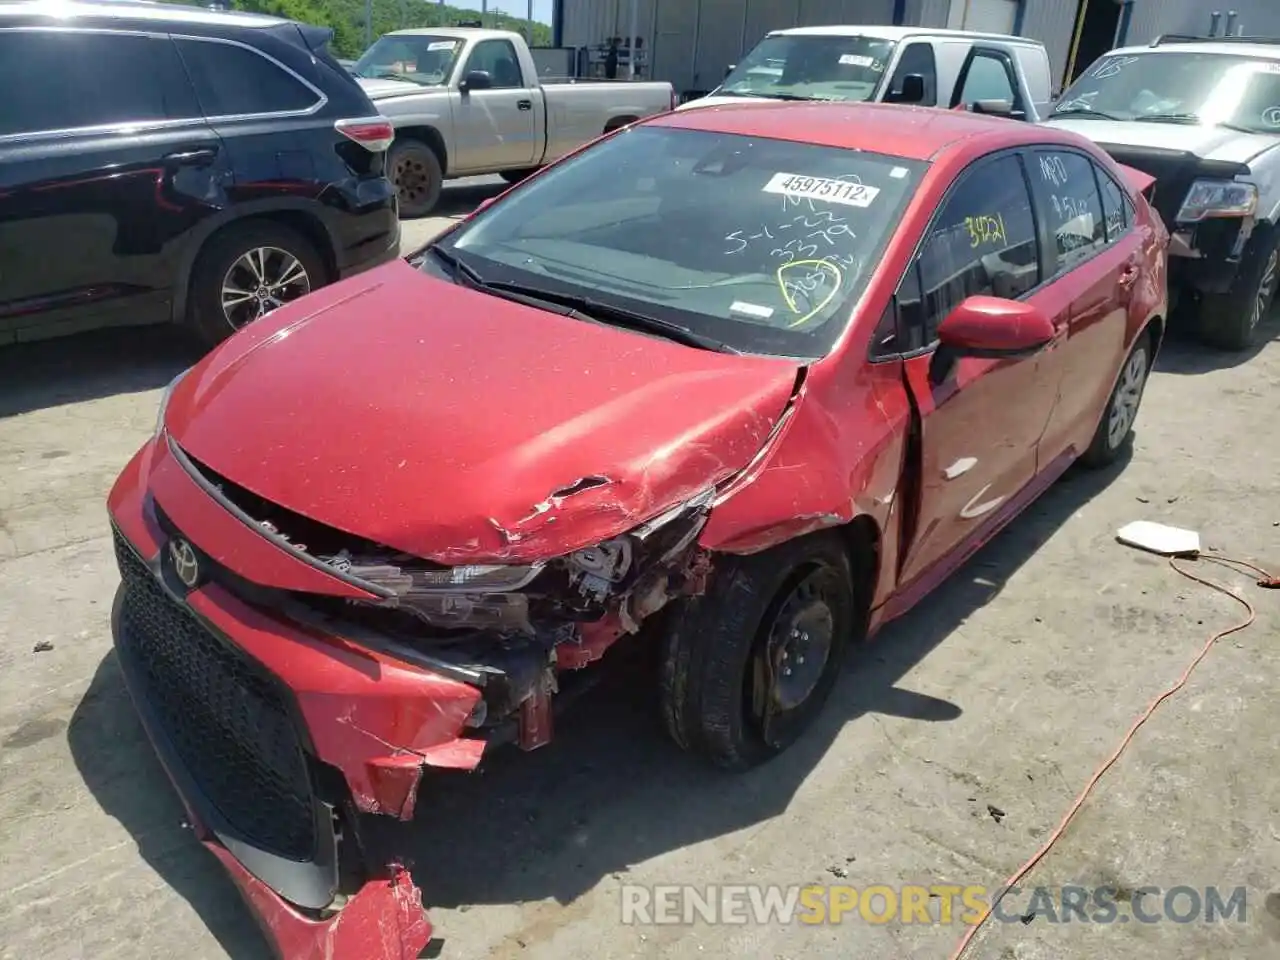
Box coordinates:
[516,99,533,111]
[164,147,219,166]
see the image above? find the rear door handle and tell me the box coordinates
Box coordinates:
[164,147,219,166]
[516,99,533,111]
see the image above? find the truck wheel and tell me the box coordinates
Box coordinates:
[187,220,326,349]
[1196,227,1278,351]
[660,532,860,771]
[389,140,443,218]
[1079,329,1152,469]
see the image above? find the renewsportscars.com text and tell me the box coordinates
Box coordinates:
[620,884,1249,926]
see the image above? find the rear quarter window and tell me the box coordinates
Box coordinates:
[175,38,320,117]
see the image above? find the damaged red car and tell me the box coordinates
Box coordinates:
[107,101,1167,957]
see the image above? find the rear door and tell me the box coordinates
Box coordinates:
[452,37,538,172]
[1029,148,1144,462]
[893,151,1061,588]
[172,34,335,199]
[0,27,221,341]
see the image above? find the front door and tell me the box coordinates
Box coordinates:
[453,38,538,173]
[894,151,1063,588]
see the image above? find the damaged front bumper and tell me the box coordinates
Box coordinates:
[106,433,721,957]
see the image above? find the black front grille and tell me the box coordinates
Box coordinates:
[113,530,317,861]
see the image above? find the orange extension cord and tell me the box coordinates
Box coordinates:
[948,552,1279,960]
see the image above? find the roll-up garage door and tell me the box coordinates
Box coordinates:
[946,0,1018,34]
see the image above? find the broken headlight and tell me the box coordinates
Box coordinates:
[562,488,715,603]
[335,488,716,634]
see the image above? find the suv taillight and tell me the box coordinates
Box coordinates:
[335,116,395,153]
[669,88,677,112]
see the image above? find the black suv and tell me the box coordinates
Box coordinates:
[0,1,399,348]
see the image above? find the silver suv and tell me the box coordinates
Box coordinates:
[1045,34,1280,350]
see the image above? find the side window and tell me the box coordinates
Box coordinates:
[466,39,524,89]
[1095,164,1128,241]
[904,154,1039,345]
[957,52,1016,106]
[1033,151,1107,272]
[0,30,195,136]
[886,42,937,106]
[176,38,319,117]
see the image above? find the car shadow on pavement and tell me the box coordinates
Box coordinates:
[1156,305,1279,375]
[364,450,1134,957]
[0,326,200,419]
[63,449,1130,960]
[67,653,274,959]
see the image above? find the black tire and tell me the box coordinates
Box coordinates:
[659,532,862,770]
[499,168,538,184]
[1196,226,1279,351]
[187,220,326,349]
[1079,329,1152,469]
[389,139,443,218]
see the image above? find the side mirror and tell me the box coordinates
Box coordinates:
[896,73,926,104]
[972,98,1015,117]
[724,63,736,78]
[460,70,493,92]
[937,296,1055,358]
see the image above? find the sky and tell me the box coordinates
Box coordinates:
[449,0,554,25]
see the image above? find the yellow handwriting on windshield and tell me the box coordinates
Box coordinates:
[777,259,843,328]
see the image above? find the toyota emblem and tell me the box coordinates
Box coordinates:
[168,538,201,589]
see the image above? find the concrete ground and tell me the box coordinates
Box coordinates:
[2,177,1279,960]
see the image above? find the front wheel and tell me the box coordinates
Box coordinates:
[389,140,443,218]
[1196,228,1279,350]
[660,532,861,770]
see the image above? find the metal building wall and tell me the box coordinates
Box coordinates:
[1125,0,1280,45]
[1017,0,1078,89]
[559,0,895,94]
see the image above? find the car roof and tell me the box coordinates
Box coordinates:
[768,24,1045,48]
[1110,39,1280,60]
[0,0,290,28]
[651,101,1080,162]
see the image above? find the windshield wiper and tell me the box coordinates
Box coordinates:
[478,279,741,354]
[1049,106,1121,120]
[761,92,822,101]
[425,245,485,286]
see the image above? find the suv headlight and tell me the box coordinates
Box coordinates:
[1176,179,1258,223]
[154,367,192,437]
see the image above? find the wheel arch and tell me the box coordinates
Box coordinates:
[604,115,639,134]
[172,203,338,324]
[393,126,449,176]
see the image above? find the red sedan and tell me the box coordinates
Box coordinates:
[107,102,1166,957]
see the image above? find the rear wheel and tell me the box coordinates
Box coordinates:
[660,532,861,770]
[1080,330,1152,468]
[1196,227,1278,350]
[389,139,443,218]
[187,221,325,349]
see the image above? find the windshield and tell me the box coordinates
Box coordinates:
[1052,51,1280,133]
[430,126,925,358]
[717,34,896,102]
[352,35,463,85]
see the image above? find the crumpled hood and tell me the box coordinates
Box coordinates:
[1044,117,1280,166]
[164,261,801,564]
[356,77,436,100]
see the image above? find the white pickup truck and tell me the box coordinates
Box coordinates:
[352,28,676,216]
[677,25,1053,122]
